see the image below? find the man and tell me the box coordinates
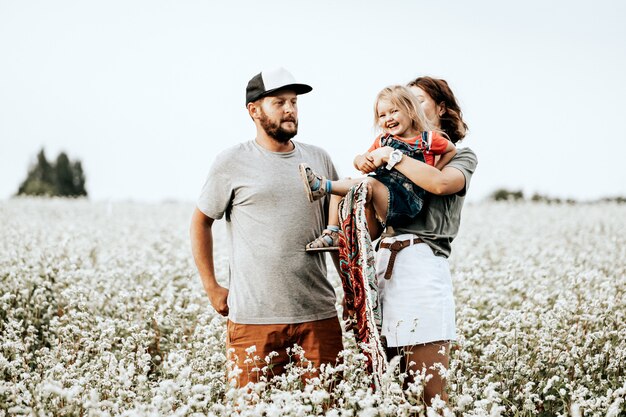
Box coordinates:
[190,67,343,386]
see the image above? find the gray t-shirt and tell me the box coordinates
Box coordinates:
[197,140,339,324]
[393,148,478,258]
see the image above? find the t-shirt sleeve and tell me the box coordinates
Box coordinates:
[196,154,234,220]
[328,159,339,182]
[323,150,340,181]
[446,148,478,197]
[367,134,383,153]
[427,131,451,154]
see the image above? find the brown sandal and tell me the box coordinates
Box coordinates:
[305,229,340,252]
[299,163,328,202]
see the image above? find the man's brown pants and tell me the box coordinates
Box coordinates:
[226,316,343,386]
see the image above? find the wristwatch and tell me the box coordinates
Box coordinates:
[386,149,403,170]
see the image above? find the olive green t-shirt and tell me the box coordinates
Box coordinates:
[393,148,477,258]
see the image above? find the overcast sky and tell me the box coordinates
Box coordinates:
[1,0,625,203]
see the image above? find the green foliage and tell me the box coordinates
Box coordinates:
[490,188,524,201]
[494,190,626,204]
[17,148,87,197]
[530,193,577,204]
[600,196,626,204]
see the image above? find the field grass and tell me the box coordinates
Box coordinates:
[1,198,624,416]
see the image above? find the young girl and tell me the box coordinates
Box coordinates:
[300,85,456,251]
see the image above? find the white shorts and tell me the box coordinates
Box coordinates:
[376,234,457,347]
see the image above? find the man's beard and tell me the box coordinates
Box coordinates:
[259,110,298,143]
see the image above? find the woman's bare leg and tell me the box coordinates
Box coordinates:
[389,342,450,406]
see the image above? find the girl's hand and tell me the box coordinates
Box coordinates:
[354,153,377,174]
[368,146,394,168]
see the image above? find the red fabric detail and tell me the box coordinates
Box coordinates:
[338,183,387,390]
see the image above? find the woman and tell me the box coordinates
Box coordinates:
[365,76,477,405]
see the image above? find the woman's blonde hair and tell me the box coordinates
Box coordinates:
[373,85,435,134]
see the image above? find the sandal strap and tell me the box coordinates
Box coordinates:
[307,229,339,248]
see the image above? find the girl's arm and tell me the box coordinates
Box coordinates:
[369,146,466,195]
[355,134,385,173]
[354,153,377,173]
[434,141,457,170]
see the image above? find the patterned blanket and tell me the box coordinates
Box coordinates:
[338,182,388,389]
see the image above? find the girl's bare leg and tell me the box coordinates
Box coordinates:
[327,194,341,227]
[307,179,383,250]
[362,177,389,225]
[327,179,385,233]
[363,187,383,240]
[306,195,343,251]
[327,177,388,226]
[357,178,388,240]
[299,164,387,246]
[328,177,364,196]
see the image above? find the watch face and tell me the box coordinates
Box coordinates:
[386,150,402,169]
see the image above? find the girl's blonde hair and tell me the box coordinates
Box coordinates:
[373,85,435,134]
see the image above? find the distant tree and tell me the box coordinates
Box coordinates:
[531,193,561,204]
[600,196,626,204]
[531,192,578,204]
[71,161,87,196]
[17,148,88,197]
[490,188,524,201]
[17,149,56,196]
[492,189,625,204]
[531,193,546,203]
[55,153,74,196]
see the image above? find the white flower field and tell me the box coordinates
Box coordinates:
[1,198,625,416]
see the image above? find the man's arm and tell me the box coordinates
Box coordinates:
[369,146,466,195]
[190,208,229,316]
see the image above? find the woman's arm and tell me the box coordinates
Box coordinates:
[434,141,457,170]
[369,146,466,195]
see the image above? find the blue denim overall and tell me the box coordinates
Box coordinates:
[370,134,428,227]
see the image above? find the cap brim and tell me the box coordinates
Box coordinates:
[249,83,313,103]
